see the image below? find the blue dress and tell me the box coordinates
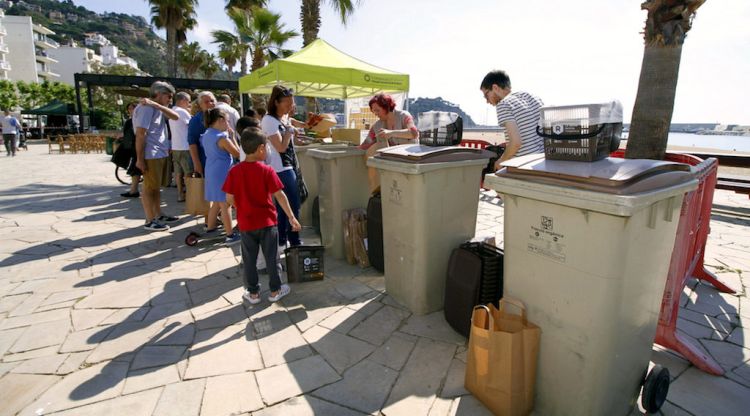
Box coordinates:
[201,127,232,202]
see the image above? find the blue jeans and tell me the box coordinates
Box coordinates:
[240,226,283,294]
[275,169,301,246]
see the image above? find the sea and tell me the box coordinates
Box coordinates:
[659,132,750,153]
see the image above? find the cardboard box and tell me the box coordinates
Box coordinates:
[331,128,361,144]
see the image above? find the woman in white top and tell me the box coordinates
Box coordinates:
[260,85,304,247]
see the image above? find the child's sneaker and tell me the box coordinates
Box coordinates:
[144,220,170,231]
[242,290,261,305]
[268,284,290,303]
[224,232,241,246]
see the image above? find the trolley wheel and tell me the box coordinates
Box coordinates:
[185,232,200,246]
[642,364,670,414]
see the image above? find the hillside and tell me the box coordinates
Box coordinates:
[6,0,167,76]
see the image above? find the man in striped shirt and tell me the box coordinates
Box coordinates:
[480,70,544,169]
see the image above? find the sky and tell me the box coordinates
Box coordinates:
[72,0,750,126]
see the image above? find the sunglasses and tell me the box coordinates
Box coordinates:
[280,87,294,97]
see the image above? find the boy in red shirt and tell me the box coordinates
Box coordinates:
[223,128,301,304]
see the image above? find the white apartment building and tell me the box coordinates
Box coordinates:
[47,46,102,85]
[1,14,59,82]
[101,44,139,71]
[0,9,11,80]
[84,32,110,47]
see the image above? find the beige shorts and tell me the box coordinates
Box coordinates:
[143,157,169,191]
[172,150,193,177]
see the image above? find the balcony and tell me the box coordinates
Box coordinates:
[35,37,60,49]
[35,52,57,64]
[0,62,11,71]
[38,68,60,79]
[0,43,8,54]
[0,26,6,36]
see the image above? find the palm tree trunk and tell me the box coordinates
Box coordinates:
[625,45,683,160]
[167,27,177,77]
[250,51,267,111]
[300,0,321,47]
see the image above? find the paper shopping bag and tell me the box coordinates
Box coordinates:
[185,175,209,216]
[465,298,541,416]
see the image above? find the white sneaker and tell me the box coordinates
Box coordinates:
[242,290,261,305]
[268,284,290,303]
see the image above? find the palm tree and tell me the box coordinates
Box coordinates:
[625,0,706,160]
[178,42,207,78]
[300,0,358,46]
[245,7,298,72]
[199,53,222,79]
[211,27,249,75]
[149,0,198,77]
[225,0,266,11]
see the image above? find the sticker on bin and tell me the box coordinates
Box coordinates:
[527,216,566,263]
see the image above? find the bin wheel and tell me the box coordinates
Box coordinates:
[185,232,199,247]
[642,364,670,414]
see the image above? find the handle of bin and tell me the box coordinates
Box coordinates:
[536,125,605,140]
[471,305,493,330]
[498,297,528,324]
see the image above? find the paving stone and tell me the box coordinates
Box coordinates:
[8,293,49,317]
[39,289,90,307]
[256,355,341,405]
[668,367,750,416]
[99,307,150,325]
[123,364,181,395]
[194,303,247,330]
[184,325,263,379]
[149,321,196,346]
[70,308,117,331]
[10,353,68,375]
[382,338,457,416]
[440,358,469,398]
[48,386,163,416]
[447,394,494,416]
[189,296,231,317]
[686,283,741,317]
[19,361,129,415]
[0,294,29,314]
[85,320,165,364]
[677,308,735,335]
[257,315,313,368]
[318,300,383,335]
[132,345,188,370]
[676,317,719,340]
[400,311,468,345]
[152,378,207,416]
[726,326,750,347]
[35,299,78,313]
[0,308,69,330]
[200,372,264,415]
[303,325,375,373]
[56,351,90,375]
[700,339,750,370]
[369,332,418,371]
[59,325,114,353]
[2,345,60,363]
[10,319,71,353]
[349,305,410,346]
[74,285,151,309]
[659,400,694,416]
[334,280,375,300]
[427,397,454,416]
[313,359,398,414]
[143,300,191,322]
[0,326,26,357]
[650,346,690,381]
[0,373,61,416]
[254,395,365,416]
[0,361,20,377]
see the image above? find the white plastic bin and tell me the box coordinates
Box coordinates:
[296,143,351,226]
[485,154,698,415]
[308,147,370,260]
[368,145,490,314]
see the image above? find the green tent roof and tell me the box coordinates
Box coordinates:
[239,39,409,98]
[21,99,77,116]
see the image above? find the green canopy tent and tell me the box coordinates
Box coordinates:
[238,39,409,99]
[21,99,77,116]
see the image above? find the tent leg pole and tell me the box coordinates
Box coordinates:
[74,75,83,135]
[86,85,94,132]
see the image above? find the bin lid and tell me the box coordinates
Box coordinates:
[374,144,489,163]
[498,154,693,195]
[307,146,365,159]
[368,144,491,174]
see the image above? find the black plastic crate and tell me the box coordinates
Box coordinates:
[460,242,504,305]
[285,245,325,282]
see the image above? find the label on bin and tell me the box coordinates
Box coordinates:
[527,215,567,263]
[388,179,403,205]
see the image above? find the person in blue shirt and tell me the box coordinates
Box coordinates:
[188,91,217,177]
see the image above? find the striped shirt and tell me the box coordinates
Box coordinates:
[496,91,544,157]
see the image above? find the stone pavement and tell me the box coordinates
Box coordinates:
[0,143,748,416]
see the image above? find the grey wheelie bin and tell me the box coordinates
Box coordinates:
[368,145,490,315]
[308,147,370,260]
[296,143,351,226]
[485,154,698,415]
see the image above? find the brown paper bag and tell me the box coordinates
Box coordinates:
[465,298,541,416]
[185,176,209,217]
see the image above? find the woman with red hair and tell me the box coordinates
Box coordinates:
[359,93,419,194]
